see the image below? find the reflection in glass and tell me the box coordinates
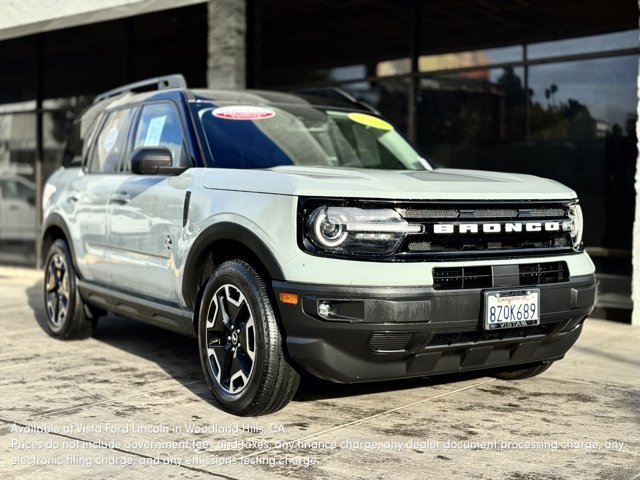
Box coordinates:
[417,67,526,151]
[419,46,523,73]
[260,64,368,88]
[43,97,94,179]
[414,55,638,254]
[528,56,638,141]
[376,46,524,78]
[527,56,638,251]
[0,98,92,266]
[529,29,639,60]
[0,111,37,265]
[341,78,410,135]
[376,58,412,77]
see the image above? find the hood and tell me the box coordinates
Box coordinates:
[201,166,577,201]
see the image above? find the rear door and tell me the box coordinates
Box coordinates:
[66,107,136,283]
[107,101,191,304]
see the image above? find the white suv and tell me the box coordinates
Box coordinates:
[0,175,36,242]
[42,75,596,416]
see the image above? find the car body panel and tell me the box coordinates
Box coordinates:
[200,166,576,200]
[107,171,194,303]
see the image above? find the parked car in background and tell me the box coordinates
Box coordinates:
[0,175,36,242]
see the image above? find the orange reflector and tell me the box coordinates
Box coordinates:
[279,292,299,305]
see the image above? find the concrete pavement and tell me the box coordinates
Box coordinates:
[0,265,638,479]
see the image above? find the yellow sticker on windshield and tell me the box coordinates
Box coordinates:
[348,112,393,131]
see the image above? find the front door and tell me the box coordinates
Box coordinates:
[107,102,192,304]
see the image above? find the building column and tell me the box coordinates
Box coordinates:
[35,34,44,269]
[207,0,246,89]
[407,0,421,145]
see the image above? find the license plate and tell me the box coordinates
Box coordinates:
[484,288,540,330]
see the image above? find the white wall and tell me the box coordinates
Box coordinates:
[0,0,206,41]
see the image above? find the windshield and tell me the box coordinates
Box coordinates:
[193,103,428,170]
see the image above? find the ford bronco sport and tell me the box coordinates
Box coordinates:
[42,75,596,416]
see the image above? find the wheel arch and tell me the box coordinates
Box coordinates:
[182,222,285,312]
[42,213,78,273]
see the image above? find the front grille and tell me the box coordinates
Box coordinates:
[396,201,575,260]
[427,323,557,347]
[369,332,413,352]
[433,261,569,290]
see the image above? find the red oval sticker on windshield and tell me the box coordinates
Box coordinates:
[212,106,276,120]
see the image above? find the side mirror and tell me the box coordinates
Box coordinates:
[131,147,178,175]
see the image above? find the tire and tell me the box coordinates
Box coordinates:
[493,361,554,380]
[197,259,300,416]
[43,239,95,339]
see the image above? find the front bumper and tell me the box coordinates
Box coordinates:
[273,274,596,383]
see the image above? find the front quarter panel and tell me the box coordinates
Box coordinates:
[176,183,298,307]
[43,167,95,274]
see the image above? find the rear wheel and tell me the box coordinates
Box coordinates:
[493,361,554,380]
[43,239,95,339]
[197,259,300,416]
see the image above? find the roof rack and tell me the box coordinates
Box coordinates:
[292,86,380,115]
[93,74,187,104]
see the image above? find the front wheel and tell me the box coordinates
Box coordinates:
[197,260,300,416]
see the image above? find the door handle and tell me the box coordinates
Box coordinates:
[110,192,130,205]
[67,192,80,203]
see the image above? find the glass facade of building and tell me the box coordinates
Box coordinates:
[0,4,207,266]
[253,4,638,314]
[0,0,637,316]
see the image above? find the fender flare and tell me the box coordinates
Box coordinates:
[181,222,285,309]
[42,213,80,275]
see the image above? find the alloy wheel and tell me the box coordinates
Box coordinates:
[204,284,256,394]
[45,253,69,330]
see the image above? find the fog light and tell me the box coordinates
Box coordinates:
[318,301,333,318]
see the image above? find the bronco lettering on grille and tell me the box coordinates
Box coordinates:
[433,221,572,234]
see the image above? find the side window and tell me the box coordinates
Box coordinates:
[133,103,186,168]
[0,179,34,201]
[2,180,18,199]
[88,108,134,173]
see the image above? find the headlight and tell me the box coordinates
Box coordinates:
[568,203,583,249]
[305,206,422,256]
